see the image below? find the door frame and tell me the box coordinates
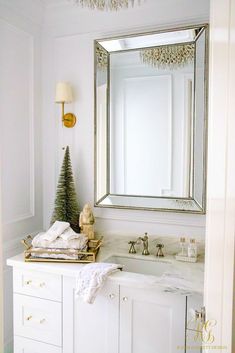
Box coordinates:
[204,0,235,351]
[0,167,3,352]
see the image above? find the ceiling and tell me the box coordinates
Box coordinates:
[40,0,68,7]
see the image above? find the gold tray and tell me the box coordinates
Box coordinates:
[21,235,103,263]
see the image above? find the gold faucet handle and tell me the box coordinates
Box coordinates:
[128,241,137,254]
[156,243,164,257]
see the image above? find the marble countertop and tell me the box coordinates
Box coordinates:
[7,235,204,296]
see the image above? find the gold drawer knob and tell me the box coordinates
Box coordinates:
[25,280,32,285]
[39,282,46,288]
[26,315,32,321]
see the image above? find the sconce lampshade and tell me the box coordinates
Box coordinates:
[55,82,73,103]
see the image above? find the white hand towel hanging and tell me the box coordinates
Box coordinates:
[75,262,122,304]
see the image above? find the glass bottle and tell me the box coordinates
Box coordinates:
[179,237,187,256]
[188,238,197,258]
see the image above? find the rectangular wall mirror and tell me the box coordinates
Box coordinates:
[94,24,208,213]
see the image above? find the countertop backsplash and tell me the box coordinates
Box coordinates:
[96,232,205,258]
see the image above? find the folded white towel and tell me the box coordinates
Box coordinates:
[41,221,70,242]
[31,249,79,260]
[32,232,88,250]
[60,227,81,241]
[75,263,122,304]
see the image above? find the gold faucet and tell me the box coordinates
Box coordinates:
[138,233,150,256]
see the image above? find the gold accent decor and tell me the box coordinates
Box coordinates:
[71,0,142,11]
[21,235,103,263]
[55,82,77,128]
[140,43,195,70]
[63,112,77,128]
[60,101,77,128]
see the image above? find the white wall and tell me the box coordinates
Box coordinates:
[42,0,209,238]
[0,1,44,351]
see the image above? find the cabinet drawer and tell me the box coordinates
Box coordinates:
[13,269,62,301]
[14,294,62,346]
[14,336,62,353]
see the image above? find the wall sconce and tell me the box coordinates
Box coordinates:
[55,82,77,128]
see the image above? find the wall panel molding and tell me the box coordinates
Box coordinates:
[0,5,43,351]
[0,19,36,225]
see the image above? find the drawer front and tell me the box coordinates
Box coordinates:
[14,336,62,353]
[14,294,62,346]
[13,269,62,301]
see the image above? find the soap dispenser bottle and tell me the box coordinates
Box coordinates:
[188,238,197,258]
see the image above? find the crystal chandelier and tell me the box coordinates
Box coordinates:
[71,0,142,11]
[140,43,195,70]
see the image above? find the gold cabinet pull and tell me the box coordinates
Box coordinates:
[39,282,46,288]
[26,315,32,321]
[25,280,32,285]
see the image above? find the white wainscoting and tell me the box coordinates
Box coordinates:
[0,19,35,225]
[0,2,43,351]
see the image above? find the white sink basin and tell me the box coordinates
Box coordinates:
[105,255,173,277]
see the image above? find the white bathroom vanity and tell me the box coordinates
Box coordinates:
[8,242,204,353]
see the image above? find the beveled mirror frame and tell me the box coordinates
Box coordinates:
[94,24,209,214]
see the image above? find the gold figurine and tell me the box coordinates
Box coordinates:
[79,204,95,240]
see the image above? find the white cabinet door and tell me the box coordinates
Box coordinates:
[186,295,203,353]
[63,277,119,353]
[120,286,186,353]
[186,294,203,331]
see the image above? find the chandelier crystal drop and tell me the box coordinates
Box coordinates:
[71,0,142,11]
[140,43,195,70]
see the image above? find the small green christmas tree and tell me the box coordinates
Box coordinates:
[51,146,80,231]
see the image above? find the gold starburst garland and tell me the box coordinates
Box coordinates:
[140,43,195,70]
